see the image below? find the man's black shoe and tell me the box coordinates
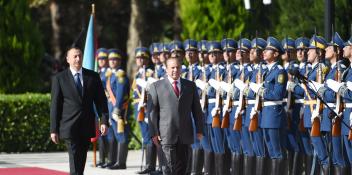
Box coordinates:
[136,167,156,174]
[108,163,127,170]
[102,162,115,168]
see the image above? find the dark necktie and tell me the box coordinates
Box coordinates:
[74,73,83,96]
[173,81,180,97]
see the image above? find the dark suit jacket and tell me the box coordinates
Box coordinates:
[148,78,204,145]
[50,68,109,140]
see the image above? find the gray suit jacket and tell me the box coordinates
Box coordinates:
[148,78,204,145]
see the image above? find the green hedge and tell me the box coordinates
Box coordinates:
[0,93,142,153]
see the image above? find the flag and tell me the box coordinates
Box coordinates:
[82,11,96,70]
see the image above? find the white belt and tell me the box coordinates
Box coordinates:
[295,99,305,104]
[283,98,288,103]
[345,103,352,108]
[232,101,240,106]
[263,101,283,106]
[326,103,336,108]
[208,98,216,103]
[247,100,256,105]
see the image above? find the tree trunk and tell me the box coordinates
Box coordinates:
[50,0,61,61]
[172,0,182,40]
[126,0,145,77]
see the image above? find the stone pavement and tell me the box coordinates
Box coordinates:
[0,150,146,175]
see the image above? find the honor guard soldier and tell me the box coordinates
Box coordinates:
[132,47,157,174]
[288,37,313,174]
[220,38,241,175]
[95,48,110,168]
[183,39,203,175]
[206,41,227,175]
[105,49,130,170]
[195,40,215,175]
[302,35,329,174]
[247,37,268,174]
[318,32,347,173]
[249,37,287,175]
[234,38,254,175]
[281,37,301,174]
[169,40,188,75]
[326,36,352,174]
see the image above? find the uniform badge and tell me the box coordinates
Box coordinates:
[105,70,112,77]
[116,70,125,83]
[322,66,330,75]
[277,74,285,84]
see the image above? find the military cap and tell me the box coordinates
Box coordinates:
[207,41,222,53]
[108,48,122,59]
[135,47,150,58]
[295,37,310,49]
[96,48,108,59]
[221,38,237,52]
[158,43,170,53]
[308,35,327,50]
[251,38,267,50]
[281,37,296,50]
[238,38,252,51]
[198,40,208,52]
[345,37,352,46]
[265,36,285,54]
[327,32,344,48]
[149,43,160,55]
[184,39,198,51]
[169,40,184,52]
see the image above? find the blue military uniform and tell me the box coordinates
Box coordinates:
[320,33,347,169]
[106,49,130,169]
[246,38,267,165]
[206,41,228,175]
[251,37,287,175]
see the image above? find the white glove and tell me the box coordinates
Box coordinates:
[208,79,221,91]
[310,109,320,123]
[136,78,147,89]
[308,81,323,91]
[250,108,257,119]
[195,79,207,90]
[326,79,343,93]
[234,79,247,91]
[347,81,352,91]
[234,110,240,119]
[249,82,261,93]
[220,81,232,93]
[286,81,296,92]
[211,108,217,117]
[112,113,119,122]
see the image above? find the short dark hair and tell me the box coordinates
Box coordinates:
[165,57,181,68]
[65,46,82,58]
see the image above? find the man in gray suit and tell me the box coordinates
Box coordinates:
[148,57,204,175]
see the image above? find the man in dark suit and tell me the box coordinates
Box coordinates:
[50,47,109,175]
[148,57,204,175]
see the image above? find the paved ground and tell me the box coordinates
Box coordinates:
[0,150,146,175]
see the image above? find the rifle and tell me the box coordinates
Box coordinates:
[349,24,352,140]
[298,59,309,132]
[286,37,294,130]
[221,62,232,128]
[212,65,222,128]
[137,66,147,122]
[233,37,245,131]
[200,63,208,112]
[249,62,263,132]
[332,25,342,137]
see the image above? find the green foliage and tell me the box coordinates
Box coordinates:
[0,93,66,152]
[0,0,44,93]
[179,0,248,40]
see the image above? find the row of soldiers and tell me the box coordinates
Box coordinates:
[93,32,352,175]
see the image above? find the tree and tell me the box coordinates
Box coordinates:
[179,0,249,40]
[0,0,44,93]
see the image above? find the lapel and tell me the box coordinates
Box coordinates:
[179,78,186,98]
[164,78,179,100]
[66,69,82,101]
[82,68,89,99]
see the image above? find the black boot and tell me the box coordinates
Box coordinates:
[333,166,346,175]
[255,157,265,175]
[243,155,255,175]
[103,137,117,168]
[137,144,156,174]
[291,152,303,175]
[191,148,204,175]
[271,158,282,175]
[203,151,215,175]
[320,164,330,175]
[285,151,293,175]
[109,143,128,169]
[215,153,229,175]
[231,153,242,175]
[304,155,313,175]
